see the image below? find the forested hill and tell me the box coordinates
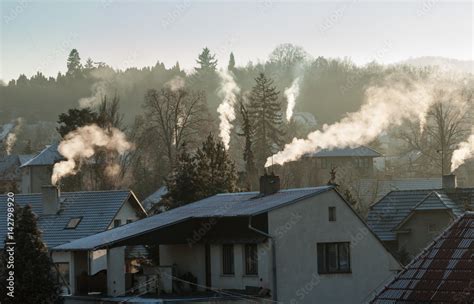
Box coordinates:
[0,44,455,126]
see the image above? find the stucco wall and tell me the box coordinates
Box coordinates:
[21,165,52,193]
[397,210,453,259]
[268,190,400,304]
[210,243,271,290]
[52,251,74,295]
[107,198,139,229]
[159,244,206,289]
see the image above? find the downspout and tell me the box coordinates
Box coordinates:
[50,250,71,295]
[248,216,278,302]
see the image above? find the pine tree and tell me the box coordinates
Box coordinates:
[164,136,237,208]
[238,98,257,190]
[66,49,82,77]
[194,134,237,199]
[195,47,218,73]
[84,58,94,70]
[248,73,284,171]
[0,205,62,304]
[228,52,236,71]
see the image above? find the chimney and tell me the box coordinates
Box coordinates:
[259,173,280,196]
[41,185,60,215]
[442,174,457,191]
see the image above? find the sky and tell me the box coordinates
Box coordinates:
[0,0,472,82]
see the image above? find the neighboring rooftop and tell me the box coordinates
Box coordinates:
[0,154,34,179]
[0,190,146,248]
[367,189,474,241]
[21,143,64,167]
[53,186,334,251]
[142,186,168,211]
[371,212,474,303]
[0,123,14,141]
[305,146,382,158]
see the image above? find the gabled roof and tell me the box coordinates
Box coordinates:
[20,144,64,167]
[53,186,334,251]
[367,189,474,241]
[0,190,146,248]
[305,146,382,158]
[142,186,168,210]
[371,212,474,303]
[0,154,33,180]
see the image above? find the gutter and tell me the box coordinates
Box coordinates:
[248,216,278,302]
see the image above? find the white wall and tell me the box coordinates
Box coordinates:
[108,198,139,229]
[107,247,126,297]
[210,243,271,290]
[52,251,74,295]
[90,249,107,275]
[268,190,400,304]
[160,244,206,290]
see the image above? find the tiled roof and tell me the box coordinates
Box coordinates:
[53,186,334,251]
[0,190,144,248]
[21,144,64,167]
[371,212,474,303]
[142,186,168,210]
[305,146,382,158]
[367,189,474,241]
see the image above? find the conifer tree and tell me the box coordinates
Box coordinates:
[228,52,236,71]
[238,97,257,190]
[0,205,62,304]
[248,73,284,171]
[164,135,237,208]
[195,47,218,73]
[66,49,82,77]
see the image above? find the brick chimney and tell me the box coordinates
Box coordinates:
[41,185,60,215]
[442,174,457,191]
[259,173,280,196]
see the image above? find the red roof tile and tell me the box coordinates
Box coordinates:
[371,212,474,303]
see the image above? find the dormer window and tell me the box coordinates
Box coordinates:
[65,217,82,229]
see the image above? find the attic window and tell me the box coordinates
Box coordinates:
[65,217,82,229]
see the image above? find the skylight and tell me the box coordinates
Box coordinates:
[65,217,82,229]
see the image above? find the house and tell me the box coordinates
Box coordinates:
[20,143,64,193]
[298,146,382,186]
[0,186,147,295]
[142,186,168,213]
[0,154,33,193]
[371,212,474,303]
[367,175,473,261]
[53,174,401,303]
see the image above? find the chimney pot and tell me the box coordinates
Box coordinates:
[259,174,280,196]
[41,185,60,215]
[442,174,457,191]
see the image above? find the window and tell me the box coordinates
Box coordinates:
[126,219,133,224]
[55,263,70,294]
[244,244,258,275]
[65,217,82,229]
[222,244,234,275]
[328,207,336,222]
[113,219,122,228]
[317,242,351,274]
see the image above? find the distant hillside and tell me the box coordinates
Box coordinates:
[398,56,473,74]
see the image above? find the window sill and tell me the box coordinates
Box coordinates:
[243,274,259,277]
[220,274,235,277]
[318,271,352,275]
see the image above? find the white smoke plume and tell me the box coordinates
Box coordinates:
[79,81,108,108]
[451,133,474,172]
[217,69,241,149]
[266,76,456,167]
[285,77,301,121]
[5,117,24,155]
[165,76,185,91]
[52,124,133,185]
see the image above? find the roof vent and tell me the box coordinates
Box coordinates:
[259,173,280,196]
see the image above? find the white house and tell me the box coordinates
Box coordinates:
[54,174,401,303]
[0,186,147,295]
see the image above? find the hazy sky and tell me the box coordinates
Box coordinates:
[1,1,472,81]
